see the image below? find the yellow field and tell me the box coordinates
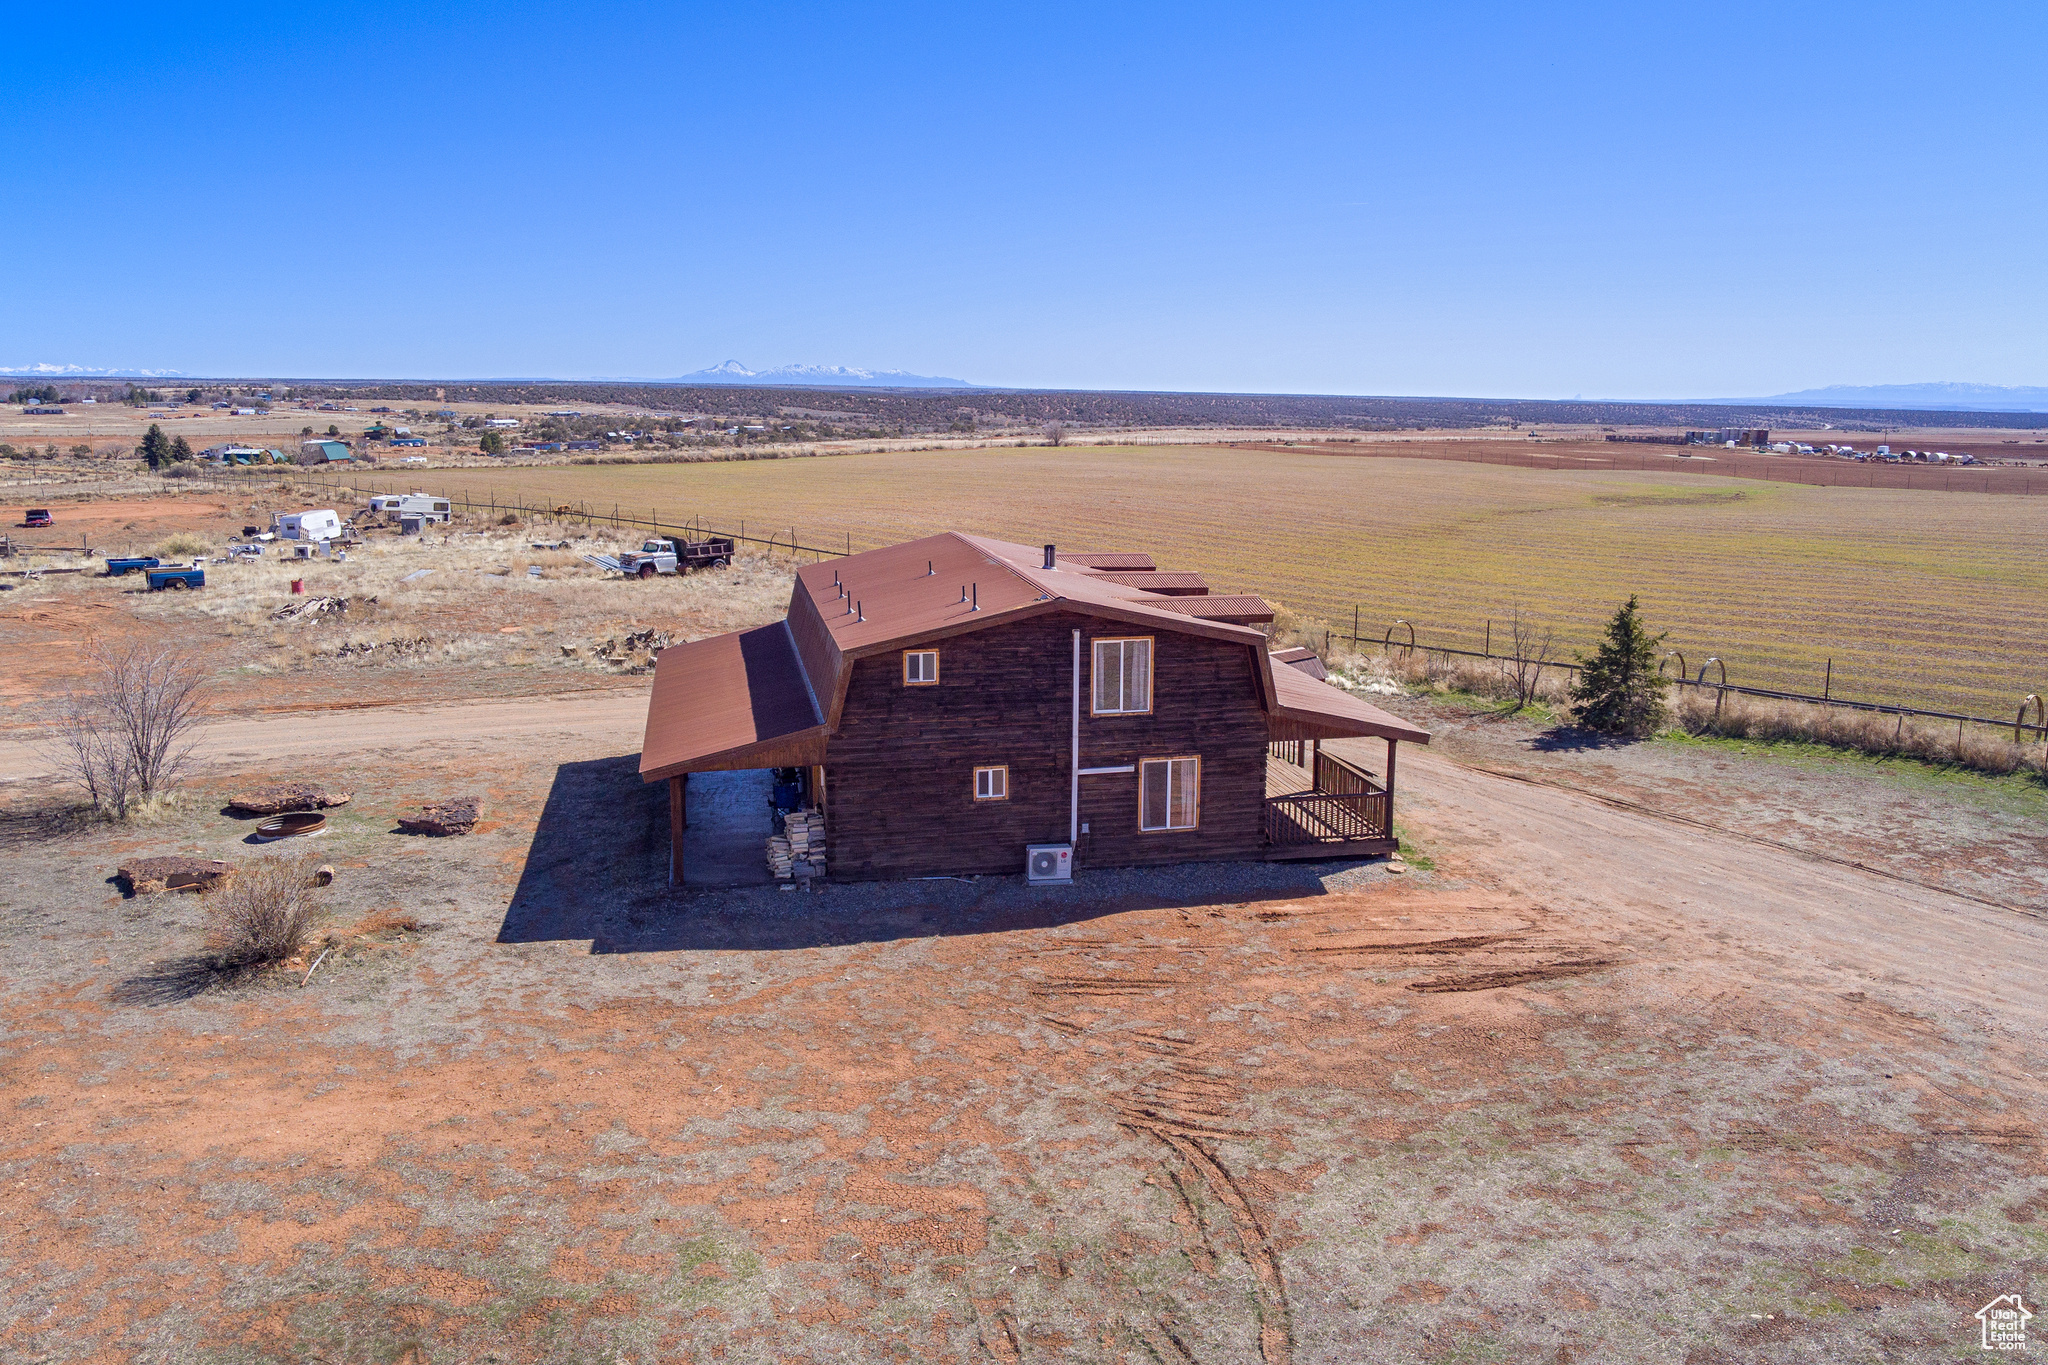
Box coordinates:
[317,446,2048,718]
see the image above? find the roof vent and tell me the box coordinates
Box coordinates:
[1043,543,1056,569]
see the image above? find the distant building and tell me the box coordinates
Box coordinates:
[1684,428,1769,447]
[297,439,354,465]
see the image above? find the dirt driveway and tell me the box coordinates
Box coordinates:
[1,696,2042,1363]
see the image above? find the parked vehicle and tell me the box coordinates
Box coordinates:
[273,509,343,541]
[23,509,52,528]
[368,493,452,523]
[145,565,205,591]
[587,536,736,579]
[105,555,162,577]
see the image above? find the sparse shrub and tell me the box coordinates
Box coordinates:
[155,531,209,557]
[161,463,199,479]
[205,853,323,966]
[497,510,520,526]
[48,639,209,816]
[1570,595,1668,735]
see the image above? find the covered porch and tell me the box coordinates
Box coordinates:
[1258,654,1428,861]
[1262,736,1399,859]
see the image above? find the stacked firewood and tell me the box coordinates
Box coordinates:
[767,809,827,880]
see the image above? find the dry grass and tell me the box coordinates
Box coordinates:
[1674,689,2048,779]
[154,530,210,558]
[123,519,793,681]
[372,445,2048,719]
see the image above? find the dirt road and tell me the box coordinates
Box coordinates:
[10,689,2035,1049]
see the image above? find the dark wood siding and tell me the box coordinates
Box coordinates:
[822,611,1268,879]
[785,587,842,722]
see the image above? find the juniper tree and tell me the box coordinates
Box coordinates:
[1570,595,1668,735]
[137,423,171,470]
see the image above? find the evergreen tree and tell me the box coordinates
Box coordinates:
[137,424,171,470]
[168,435,194,463]
[1570,595,1668,735]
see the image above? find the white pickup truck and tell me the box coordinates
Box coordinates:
[587,536,737,579]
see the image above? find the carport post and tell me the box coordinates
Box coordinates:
[668,775,687,887]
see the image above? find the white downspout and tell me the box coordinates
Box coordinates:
[1070,628,1081,846]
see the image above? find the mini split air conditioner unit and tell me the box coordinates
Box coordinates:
[1026,843,1072,884]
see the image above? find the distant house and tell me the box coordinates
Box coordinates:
[565,440,601,451]
[641,532,1427,883]
[297,439,354,464]
[484,417,521,429]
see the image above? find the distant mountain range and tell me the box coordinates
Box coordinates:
[1699,382,2048,413]
[0,363,186,378]
[643,361,975,389]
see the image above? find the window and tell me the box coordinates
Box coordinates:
[1139,757,1199,831]
[1092,637,1153,715]
[974,765,1008,801]
[904,649,940,685]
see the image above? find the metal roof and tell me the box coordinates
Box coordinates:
[1057,551,1155,570]
[639,622,825,779]
[1087,570,1210,595]
[1146,594,1276,625]
[1270,646,1329,680]
[641,531,1427,777]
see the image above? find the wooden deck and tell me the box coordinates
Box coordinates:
[1262,746,1397,860]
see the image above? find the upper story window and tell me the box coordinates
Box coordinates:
[904,649,939,685]
[1091,637,1153,715]
[974,765,1008,801]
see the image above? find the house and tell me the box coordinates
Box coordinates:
[639,532,1428,883]
[298,439,354,464]
[484,417,521,429]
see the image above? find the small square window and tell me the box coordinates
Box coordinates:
[974,765,1008,801]
[904,649,939,685]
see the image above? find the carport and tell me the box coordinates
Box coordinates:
[640,622,825,886]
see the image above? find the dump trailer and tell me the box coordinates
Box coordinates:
[105,555,162,577]
[586,535,736,579]
[145,565,205,591]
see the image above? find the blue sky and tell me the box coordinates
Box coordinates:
[3,1,2043,396]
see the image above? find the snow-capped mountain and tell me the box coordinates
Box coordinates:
[660,361,974,388]
[0,362,187,377]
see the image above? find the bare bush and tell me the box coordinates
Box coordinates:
[1043,422,1067,446]
[49,639,209,815]
[205,853,324,966]
[1499,604,1555,710]
[154,531,209,558]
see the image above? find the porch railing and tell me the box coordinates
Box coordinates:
[1263,789,1391,845]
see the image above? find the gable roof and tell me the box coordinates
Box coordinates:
[1086,570,1210,595]
[641,530,1428,777]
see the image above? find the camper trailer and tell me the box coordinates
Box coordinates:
[273,509,343,542]
[369,492,453,523]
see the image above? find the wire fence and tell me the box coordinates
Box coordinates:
[1322,615,2048,742]
[196,466,857,561]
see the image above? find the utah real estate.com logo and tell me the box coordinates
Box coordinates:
[1978,1294,2032,1351]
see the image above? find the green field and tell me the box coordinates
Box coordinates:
[330,445,2048,718]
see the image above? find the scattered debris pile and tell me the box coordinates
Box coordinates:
[570,628,672,670]
[331,636,431,659]
[768,809,826,880]
[118,856,234,896]
[398,797,480,837]
[228,783,354,815]
[272,596,349,621]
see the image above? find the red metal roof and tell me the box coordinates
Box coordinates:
[1146,594,1276,624]
[642,531,1427,776]
[1270,646,1329,680]
[1056,551,1154,570]
[1087,570,1210,596]
[639,622,825,779]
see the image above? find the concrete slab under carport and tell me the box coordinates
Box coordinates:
[681,769,775,888]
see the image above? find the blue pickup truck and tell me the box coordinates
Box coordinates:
[104,555,161,577]
[144,566,205,591]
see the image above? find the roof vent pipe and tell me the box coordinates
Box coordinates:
[927,559,934,576]
[857,601,864,622]
[833,569,839,585]
[959,585,967,603]
[1043,543,1056,569]
[971,583,979,611]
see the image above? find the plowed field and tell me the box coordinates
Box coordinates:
[292,445,2048,718]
